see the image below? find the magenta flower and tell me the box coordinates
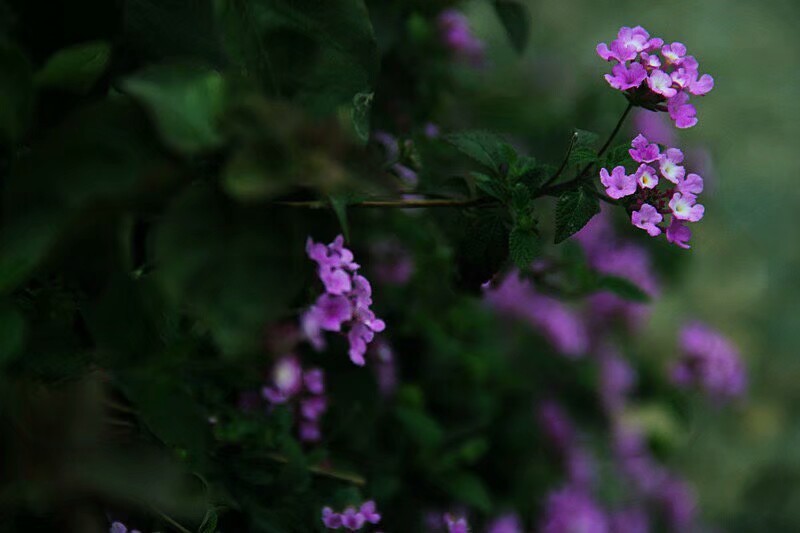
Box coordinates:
[445,514,470,533]
[646,69,677,98]
[540,487,608,533]
[629,134,660,163]
[487,513,523,533]
[669,192,704,222]
[304,368,325,395]
[261,355,303,404]
[604,62,647,91]
[110,523,141,533]
[322,507,343,529]
[437,9,485,66]
[303,236,385,366]
[631,204,663,236]
[666,218,692,249]
[597,26,713,128]
[677,172,704,195]
[667,92,698,129]
[634,164,658,189]
[340,507,366,530]
[658,148,686,183]
[360,501,381,524]
[671,322,746,400]
[600,166,637,199]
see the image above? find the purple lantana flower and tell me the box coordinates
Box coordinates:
[540,486,609,533]
[669,192,704,222]
[631,204,663,236]
[670,322,746,400]
[445,514,470,533]
[110,523,141,533]
[597,26,713,128]
[666,218,692,249]
[487,513,523,533]
[303,235,385,366]
[600,166,637,199]
[262,357,329,442]
[629,134,660,163]
[437,9,485,66]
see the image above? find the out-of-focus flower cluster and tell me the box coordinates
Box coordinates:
[110,522,141,533]
[302,235,386,366]
[437,9,485,67]
[600,134,705,248]
[671,321,747,401]
[261,355,328,442]
[322,501,382,531]
[597,26,714,128]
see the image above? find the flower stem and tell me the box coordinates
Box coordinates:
[538,102,634,197]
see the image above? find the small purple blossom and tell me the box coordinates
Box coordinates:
[261,355,303,404]
[632,204,663,236]
[671,322,746,400]
[487,513,523,533]
[262,357,328,442]
[677,173,704,195]
[323,501,381,531]
[445,514,470,533]
[304,368,325,395]
[110,523,141,533]
[604,62,647,91]
[540,486,609,533]
[634,164,658,189]
[303,235,385,366]
[597,26,713,128]
[669,192,704,222]
[600,166,637,199]
[600,348,637,414]
[629,134,660,163]
[437,9,485,67]
[659,148,686,183]
[666,218,692,249]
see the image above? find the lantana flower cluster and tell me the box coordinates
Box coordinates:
[261,355,328,442]
[302,235,386,366]
[670,321,746,401]
[321,501,382,531]
[597,26,714,128]
[110,522,141,533]
[600,134,705,248]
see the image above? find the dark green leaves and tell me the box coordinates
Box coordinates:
[35,40,111,94]
[509,225,539,269]
[567,129,600,168]
[123,64,227,154]
[0,43,34,144]
[445,130,513,175]
[154,185,305,355]
[493,0,531,54]
[554,185,600,243]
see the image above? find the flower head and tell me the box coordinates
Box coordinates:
[629,134,660,163]
[445,514,470,533]
[669,192,704,222]
[322,507,343,529]
[437,9,485,66]
[666,218,692,249]
[604,62,647,91]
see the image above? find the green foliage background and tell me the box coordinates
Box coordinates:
[0,0,798,531]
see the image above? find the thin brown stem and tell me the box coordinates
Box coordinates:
[272,197,493,209]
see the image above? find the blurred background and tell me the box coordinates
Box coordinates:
[456,0,800,528]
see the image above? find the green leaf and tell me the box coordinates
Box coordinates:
[568,129,600,168]
[328,194,352,242]
[554,185,600,243]
[154,184,305,355]
[508,155,539,184]
[349,91,373,144]
[509,225,539,269]
[123,63,226,154]
[35,40,111,94]
[472,172,507,201]
[0,42,34,144]
[602,143,633,170]
[493,0,531,54]
[445,130,515,175]
[440,471,492,513]
[199,509,219,533]
[596,275,651,303]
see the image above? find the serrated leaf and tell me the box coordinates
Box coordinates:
[473,172,507,201]
[445,130,514,175]
[568,129,600,168]
[123,63,226,154]
[493,0,531,54]
[509,225,539,269]
[0,43,34,144]
[35,40,111,94]
[508,155,538,183]
[596,275,651,303]
[554,185,600,243]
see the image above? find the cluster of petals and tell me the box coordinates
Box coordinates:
[597,26,714,128]
[444,514,470,533]
[670,321,746,401]
[599,134,705,248]
[302,235,386,366]
[262,356,328,442]
[322,501,382,531]
[437,9,485,67]
[110,523,141,533]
